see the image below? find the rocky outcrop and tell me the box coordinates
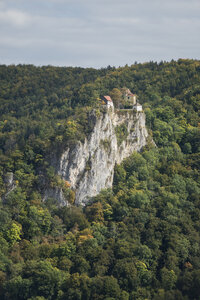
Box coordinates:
[2,172,16,203]
[45,109,148,206]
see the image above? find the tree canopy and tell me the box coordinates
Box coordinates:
[0,59,200,299]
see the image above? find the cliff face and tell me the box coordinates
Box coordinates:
[45,109,148,206]
[2,172,16,203]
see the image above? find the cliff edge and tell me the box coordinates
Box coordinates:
[45,109,148,206]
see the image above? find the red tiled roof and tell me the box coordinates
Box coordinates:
[104,96,112,102]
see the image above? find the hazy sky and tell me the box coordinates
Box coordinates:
[0,0,200,68]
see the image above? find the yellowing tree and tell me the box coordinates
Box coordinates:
[6,222,22,245]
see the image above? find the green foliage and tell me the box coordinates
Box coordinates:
[100,139,111,152]
[109,88,123,108]
[6,222,22,245]
[0,60,200,299]
[115,124,128,146]
[4,260,63,299]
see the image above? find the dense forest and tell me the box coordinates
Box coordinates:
[0,59,200,299]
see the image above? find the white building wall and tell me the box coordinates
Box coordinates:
[107,101,114,108]
[133,104,142,112]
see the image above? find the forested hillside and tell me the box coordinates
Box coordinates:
[0,59,200,299]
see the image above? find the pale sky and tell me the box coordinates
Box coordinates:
[0,0,200,68]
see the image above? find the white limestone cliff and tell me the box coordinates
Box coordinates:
[45,109,148,206]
